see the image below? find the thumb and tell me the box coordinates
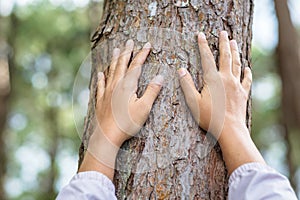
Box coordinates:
[138,75,164,111]
[178,68,199,106]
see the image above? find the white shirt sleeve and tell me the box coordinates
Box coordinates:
[229,162,298,200]
[57,163,298,200]
[56,171,117,200]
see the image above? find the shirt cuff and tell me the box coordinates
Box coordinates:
[72,171,115,193]
[229,162,275,186]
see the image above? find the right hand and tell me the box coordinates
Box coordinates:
[178,31,252,138]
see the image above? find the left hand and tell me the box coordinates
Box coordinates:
[92,39,164,148]
[79,40,163,179]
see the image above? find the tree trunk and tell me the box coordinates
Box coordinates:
[274,0,300,192]
[79,0,254,198]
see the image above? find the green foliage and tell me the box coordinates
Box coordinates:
[2,1,92,199]
[251,47,284,160]
[251,45,300,177]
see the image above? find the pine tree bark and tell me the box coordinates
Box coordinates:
[274,0,300,192]
[79,0,254,198]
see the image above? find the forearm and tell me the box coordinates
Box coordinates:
[219,122,265,175]
[78,151,116,180]
[78,128,120,180]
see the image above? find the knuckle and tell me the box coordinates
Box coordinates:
[246,80,252,87]
[119,52,129,61]
[106,84,114,93]
[228,79,237,88]
[222,75,239,88]
[148,83,160,93]
[232,48,239,54]
[222,51,232,58]
[233,58,241,66]
[202,50,212,57]
[220,73,230,81]
[242,90,249,99]
[199,39,208,46]
[186,93,198,105]
[139,99,152,113]
[130,59,142,68]
[248,73,253,81]
[248,77,253,83]
[182,76,194,87]
[245,67,252,75]
[244,75,252,84]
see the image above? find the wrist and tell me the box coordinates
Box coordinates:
[94,125,125,148]
[78,151,116,180]
[78,128,121,180]
[218,121,249,147]
[79,132,119,180]
[88,129,120,166]
[218,120,265,174]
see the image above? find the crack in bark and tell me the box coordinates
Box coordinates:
[91,0,112,48]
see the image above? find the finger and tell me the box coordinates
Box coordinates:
[123,67,142,93]
[230,40,241,79]
[114,39,134,81]
[242,67,252,94]
[96,72,105,104]
[219,31,232,74]
[178,68,200,108]
[107,48,120,86]
[138,75,164,112]
[198,32,218,77]
[124,42,151,91]
[128,42,151,72]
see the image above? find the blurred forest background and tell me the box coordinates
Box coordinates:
[0,0,299,199]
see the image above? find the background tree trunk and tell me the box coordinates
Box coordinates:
[0,40,10,200]
[0,14,14,200]
[41,108,60,200]
[79,0,254,198]
[274,0,300,192]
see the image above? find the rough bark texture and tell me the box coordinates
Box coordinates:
[274,0,300,192]
[79,0,254,199]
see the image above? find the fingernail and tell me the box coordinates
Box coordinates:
[198,32,206,40]
[143,42,151,49]
[151,75,164,86]
[177,68,187,78]
[220,31,228,38]
[113,48,120,57]
[98,72,104,80]
[126,39,134,47]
